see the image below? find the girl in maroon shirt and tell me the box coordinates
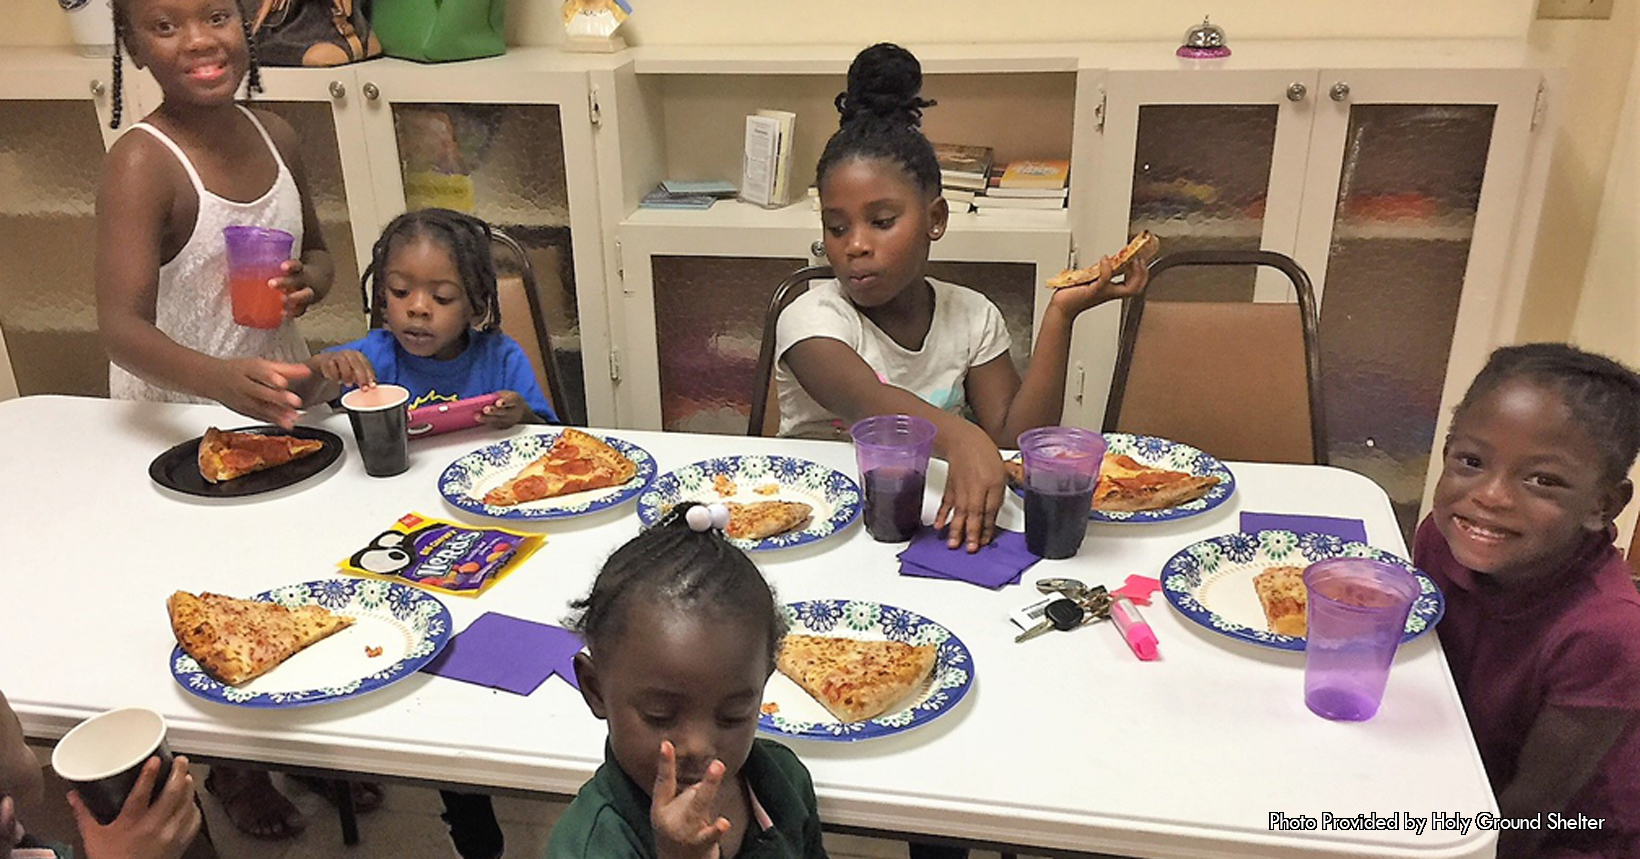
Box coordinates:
[1415,343,1640,859]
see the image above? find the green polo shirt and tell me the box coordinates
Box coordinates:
[546,739,828,859]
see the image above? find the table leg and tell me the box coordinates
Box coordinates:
[331,778,359,846]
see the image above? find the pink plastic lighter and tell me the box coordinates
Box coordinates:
[1110,595,1159,661]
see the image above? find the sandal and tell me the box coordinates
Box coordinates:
[290,776,385,814]
[203,766,306,841]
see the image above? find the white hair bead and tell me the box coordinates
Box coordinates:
[708,503,731,530]
[685,505,713,532]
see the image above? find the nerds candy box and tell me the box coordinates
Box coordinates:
[340,512,543,596]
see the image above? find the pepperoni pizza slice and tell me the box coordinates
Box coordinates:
[197,427,324,483]
[482,428,638,507]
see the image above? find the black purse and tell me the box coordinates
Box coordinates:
[242,0,382,67]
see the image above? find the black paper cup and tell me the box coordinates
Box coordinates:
[51,707,172,825]
[343,384,410,477]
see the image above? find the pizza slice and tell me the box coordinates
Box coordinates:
[1253,566,1308,636]
[167,590,354,686]
[197,427,324,483]
[775,634,937,723]
[482,428,638,506]
[1001,453,1219,512]
[1046,231,1159,289]
[725,500,813,540]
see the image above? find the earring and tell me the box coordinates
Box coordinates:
[930,226,944,238]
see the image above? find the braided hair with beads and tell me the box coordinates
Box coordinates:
[360,208,503,332]
[108,0,263,130]
[566,502,787,669]
[815,42,942,197]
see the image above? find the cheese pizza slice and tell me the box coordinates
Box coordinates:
[1252,566,1308,637]
[775,634,937,723]
[167,590,354,686]
[1001,453,1219,513]
[482,428,638,507]
[1045,231,1159,289]
[197,427,324,483]
[724,500,813,540]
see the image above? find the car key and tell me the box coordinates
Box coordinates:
[1015,597,1086,643]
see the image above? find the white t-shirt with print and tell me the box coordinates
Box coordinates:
[773,277,1012,439]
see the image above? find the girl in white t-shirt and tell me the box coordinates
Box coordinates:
[778,42,1148,554]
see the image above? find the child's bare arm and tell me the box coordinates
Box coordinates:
[1494,705,1635,858]
[0,689,42,806]
[785,337,1006,552]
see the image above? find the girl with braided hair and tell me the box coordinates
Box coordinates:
[97,0,335,431]
[550,502,826,859]
[309,208,556,428]
[1414,342,1640,858]
[776,43,1147,555]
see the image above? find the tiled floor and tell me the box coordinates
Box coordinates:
[24,757,1023,859]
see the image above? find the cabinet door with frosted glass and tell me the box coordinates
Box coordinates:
[355,65,609,427]
[0,51,140,399]
[1077,70,1317,423]
[1296,69,1542,538]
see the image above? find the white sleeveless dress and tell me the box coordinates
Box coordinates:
[109,105,311,403]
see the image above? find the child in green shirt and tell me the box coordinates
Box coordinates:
[549,502,828,859]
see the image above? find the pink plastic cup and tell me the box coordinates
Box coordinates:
[1018,426,1105,559]
[849,415,937,542]
[224,226,294,329]
[1303,558,1421,721]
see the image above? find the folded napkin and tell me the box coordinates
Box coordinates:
[420,612,583,694]
[897,527,1040,589]
[1240,512,1367,544]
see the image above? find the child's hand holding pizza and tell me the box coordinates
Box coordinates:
[650,740,730,859]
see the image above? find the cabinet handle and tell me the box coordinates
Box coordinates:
[1285,82,1306,102]
[1330,82,1351,102]
[89,79,106,97]
[362,82,380,101]
[810,240,825,258]
[329,80,347,100]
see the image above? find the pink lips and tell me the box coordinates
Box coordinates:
[186,62,227,82]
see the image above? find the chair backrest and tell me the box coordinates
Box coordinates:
[748,265,835,437]
[491,227,572,425]
[1104,249,1328,465]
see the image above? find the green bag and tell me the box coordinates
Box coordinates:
[372,0,506,63]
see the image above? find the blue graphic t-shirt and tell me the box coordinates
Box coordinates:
[328,328,557,422]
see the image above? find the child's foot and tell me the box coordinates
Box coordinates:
[204,766,306,840]
[291,776,386,813]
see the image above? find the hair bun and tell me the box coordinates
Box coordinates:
[835,42,935,129]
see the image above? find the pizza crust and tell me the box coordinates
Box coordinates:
[1253,566,1308,636]
[725,500,813,540]
[1045,231,1159,289]
[775,634,937,723]
[167,590,354,686]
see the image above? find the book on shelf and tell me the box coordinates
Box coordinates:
[972,206,1068,221]
[933,142,994,191]
[741,115,780,208]
[661,179,739,198]
[972,195,1067,211]
[941,188,978,205]
[985,185,1069,199]
[756,108,798,205]
[640,184,715,211]
[997,159,1071,191]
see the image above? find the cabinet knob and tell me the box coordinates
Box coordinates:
[1330,82,1351,102]
[362,82,380,101]
[328,80,347,100]
[1285,82,1307,102]
[810,240,825,258]
[89,79,106,97]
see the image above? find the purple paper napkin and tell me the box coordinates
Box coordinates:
[420,612,583,694]
[897,527,1039,589]
[1241,512,1368,544]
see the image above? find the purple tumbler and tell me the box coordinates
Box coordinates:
[1303,558,1421,721]
[849,415,936,542]
[224,226,295,329]
[1018,426,1105,559]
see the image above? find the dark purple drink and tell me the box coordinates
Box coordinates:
[863,467,924,542]
[1024,487,1094,559]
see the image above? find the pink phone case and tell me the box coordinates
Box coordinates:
[406,394,503,438]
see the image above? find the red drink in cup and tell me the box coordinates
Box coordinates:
[849,415,937,542]
[223,226,294,329]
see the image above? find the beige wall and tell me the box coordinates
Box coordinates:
[10,0,1535,47]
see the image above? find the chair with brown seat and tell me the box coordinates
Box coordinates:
[747,264,835,437]
[490,227,572,425]
[1103,249,1327,465]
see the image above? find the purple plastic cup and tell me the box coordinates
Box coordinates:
[224,226,295,329]
[1303,558,1421,721]
[1018,427,1105,559]
[849,415,937,542]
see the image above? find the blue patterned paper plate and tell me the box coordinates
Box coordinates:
[1160,530,1446,652]
[759,600,973,742]
[439,431,656,521]
[170,578,452,708]
[636,455,861,551]
[1008,433,1236,523]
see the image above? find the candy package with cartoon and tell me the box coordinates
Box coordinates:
[340,512,543,596]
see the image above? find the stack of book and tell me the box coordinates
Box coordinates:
[639,180,738,211]
[974,159,1070,216]
[741,109,799,208]
[933,142,994,211]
